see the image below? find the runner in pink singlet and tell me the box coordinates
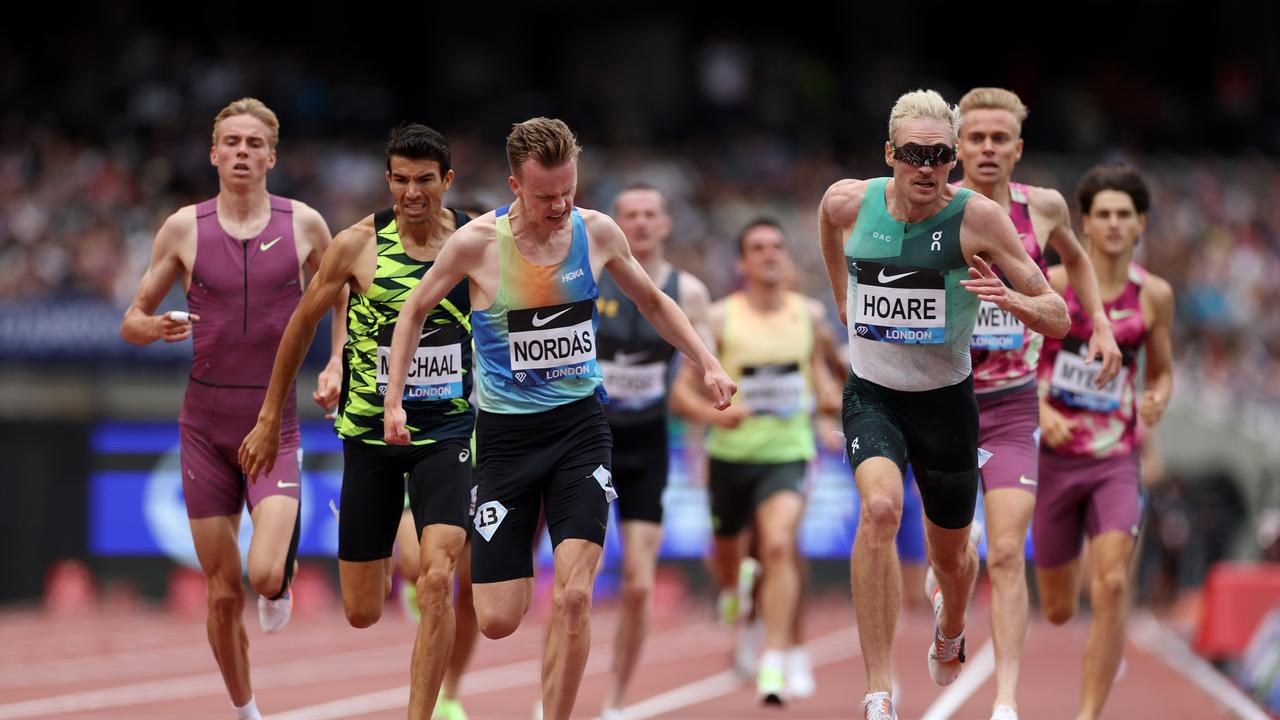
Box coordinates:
[120,98,338,720]
[955,88,1122,720]
[1034,165,1174,720]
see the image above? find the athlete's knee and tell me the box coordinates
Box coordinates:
[759,534,796,568]
[620,576,652,611]
[928,543,970,577]
[477,605,522,639]
[416,566,454,615]
[1089,567,1128,610]
[553,582,593,632]
[986,535,1026,581]
[344,599,382,629]
[861,494,903,537]
[249,563,286,600]
[1041,590,1077,625]
[206,576,244,620]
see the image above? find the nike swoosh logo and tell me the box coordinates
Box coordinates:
[878,269,916,283]
[277,480,300,488]
[531,307,573,327]
[1018,475,1038,486]
[1109,309,1136,321]
[421,328,441,340]
[259,236,283,252]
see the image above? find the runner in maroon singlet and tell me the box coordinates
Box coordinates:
[120,98,338,720]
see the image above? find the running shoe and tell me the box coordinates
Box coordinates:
[863,692,898,720]
[432,697,468,720]
[258,590,293,634]
[599,708,625,720]
[757,650,786,705]
[786,646,815,698]
[734,618,763,678]
[991,705,1018,720]
[401,579,420,622]
[717,588,740,625]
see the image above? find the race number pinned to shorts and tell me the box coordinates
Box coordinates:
[593,465,618,503]
[971,300,1025,350]
[1050,338,1127,412]
[853,261,946,344]
[473,500,508,542]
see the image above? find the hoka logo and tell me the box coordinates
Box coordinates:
[561,268,585,283]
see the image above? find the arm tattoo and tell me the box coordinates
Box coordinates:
[1022,271,1047,293]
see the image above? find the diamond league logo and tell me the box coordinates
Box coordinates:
[856,325,868,336]
[515,371,527,383]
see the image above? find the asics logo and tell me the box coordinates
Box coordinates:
[259,236,283,252]
[531,308,572,327]
[458,449,470,463]
[878,269,916,284]
[276,480,300,488]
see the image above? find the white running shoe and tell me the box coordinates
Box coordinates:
[734,618,763,678]
[863,691,898,720]
[257,590,292,634]
[786,646,815,698]
[991,705,1018,720]
[599,708,625,720]
[531,700,543,720]
[924,520,981,685]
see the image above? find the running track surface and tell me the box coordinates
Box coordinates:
[0,593,1265,719]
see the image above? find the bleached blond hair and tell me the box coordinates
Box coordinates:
[212,97,280,149]
[958,87,1029,135]
[887,89,959,144]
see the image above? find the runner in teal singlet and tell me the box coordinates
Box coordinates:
[817,89,1070,720]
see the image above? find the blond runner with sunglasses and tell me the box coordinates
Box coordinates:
[817,89,1070,720]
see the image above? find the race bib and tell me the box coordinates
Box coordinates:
[739,362,806,417]
[601,351,667,407]
[971,300,1025,350]
[1049,340,1127,412]
[376,323,463,401]
[853,261,946,345]
[507,300,599,384]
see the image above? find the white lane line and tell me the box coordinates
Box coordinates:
[623,625,860,720]
[270,620,730,720]
[1129,612,1271,720]
[918,639,996,720]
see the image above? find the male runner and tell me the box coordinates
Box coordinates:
[595,183,713,720]
[955,87,1122,720]
[689,217,838,705]
[817,89,1069,720]
[383,117,735,720]
[239,124,473,719]
[1035,165,1173,720]
[121,98,336,720]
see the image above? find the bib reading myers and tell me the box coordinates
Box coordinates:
[854,260,946,344]
[1049,338,1126,413]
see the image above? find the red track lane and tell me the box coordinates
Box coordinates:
[0,595,1254,719]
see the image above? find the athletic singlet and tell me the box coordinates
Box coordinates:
[596,267,680,425]
[471,205,604,414]
[971,182,1049,394]
[334,207,474,445]
[188,195,300,389]
[845,177,978,391]
[1039,263,1149,458]
[706,292,815,464]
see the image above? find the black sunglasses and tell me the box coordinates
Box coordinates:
[891,143,957,167]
